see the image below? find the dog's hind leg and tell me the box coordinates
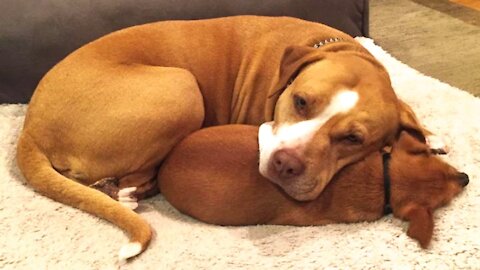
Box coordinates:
[30,61,205,183]
[21,58,205,260]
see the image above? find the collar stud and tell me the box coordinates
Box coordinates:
[313,37,343,48]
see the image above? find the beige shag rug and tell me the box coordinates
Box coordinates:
[1,38,479,270]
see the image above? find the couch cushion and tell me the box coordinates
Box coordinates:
[0,0,369,103]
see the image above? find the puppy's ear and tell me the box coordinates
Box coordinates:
[397,100,430,143]
[395,131,430,155]
[404,204,434,248]
[398,100,449,155]
[272,46,327,95]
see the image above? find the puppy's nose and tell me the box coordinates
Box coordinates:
[457,172,469,187]
[272,150,305,179]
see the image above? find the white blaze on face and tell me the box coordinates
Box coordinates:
[259,90,359,177]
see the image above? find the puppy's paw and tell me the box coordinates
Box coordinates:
[118,187,139,210]
[426,135,449,155]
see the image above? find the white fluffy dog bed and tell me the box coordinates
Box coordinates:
[0,38,478,269]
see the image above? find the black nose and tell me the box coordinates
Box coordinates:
[457,172,469,187]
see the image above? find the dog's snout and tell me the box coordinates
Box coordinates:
[272,150,305,179]
[457,172,469,187]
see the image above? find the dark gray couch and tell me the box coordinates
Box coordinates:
[0,0,369,103]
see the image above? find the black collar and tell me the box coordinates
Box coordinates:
[382,152,393,215]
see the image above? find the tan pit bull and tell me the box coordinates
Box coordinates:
[16,16,445,261]
[159,125,467,249]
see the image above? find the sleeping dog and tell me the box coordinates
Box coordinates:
[157,125,468,248]
[17,16,447,259]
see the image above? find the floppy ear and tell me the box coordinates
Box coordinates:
[272,46,327,95]
[404,205,434,248]
[394,131,430,155]
[398,100,449,155]
[398,100,430,143]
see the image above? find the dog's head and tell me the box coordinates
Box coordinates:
[389,131,468,248]
[259,45,426,201]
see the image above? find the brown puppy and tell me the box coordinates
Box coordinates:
[16,16,446,260]
[159,125,468,248]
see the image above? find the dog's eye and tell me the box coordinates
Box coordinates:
[293,94,307,115]
[343,133,363,144]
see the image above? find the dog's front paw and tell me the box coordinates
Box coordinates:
[426,135,449,155]
[118,187,139,210]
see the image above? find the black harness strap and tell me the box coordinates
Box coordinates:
[382,152,393,215]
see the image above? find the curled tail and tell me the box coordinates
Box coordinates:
[16,133,152,262]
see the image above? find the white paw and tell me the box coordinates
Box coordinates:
[118,187,138,210]
[118,241,142,263]
[426,135,449,154]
